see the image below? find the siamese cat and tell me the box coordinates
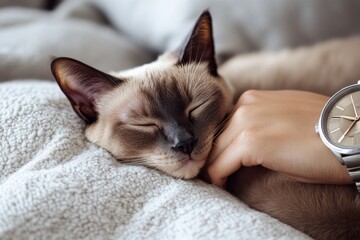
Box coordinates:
[51,12,233,180]
[51,11,360,240]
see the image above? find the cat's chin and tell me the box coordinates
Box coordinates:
[167,158,205,180]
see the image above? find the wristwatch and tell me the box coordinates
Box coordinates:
[316,80,360,192]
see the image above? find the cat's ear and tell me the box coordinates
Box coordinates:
[179,11,217,76]
[51,57,120,124]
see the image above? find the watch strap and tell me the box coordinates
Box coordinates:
[342,154,360,192]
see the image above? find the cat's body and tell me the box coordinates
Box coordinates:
[220,35,360,100]
[52,11,360,240]
[228,167,360,240]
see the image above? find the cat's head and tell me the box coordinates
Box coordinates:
[51,11,233,179]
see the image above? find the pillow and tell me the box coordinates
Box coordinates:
[0,5,154,81]
[90,0,360,62]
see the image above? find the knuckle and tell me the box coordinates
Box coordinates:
[232,105,250,122]
[232,105,258,126]
[235,128,257,147]
[237,90,260,106]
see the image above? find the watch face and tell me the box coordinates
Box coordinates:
[321,84,360,150]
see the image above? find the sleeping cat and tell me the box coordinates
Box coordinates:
[51,12,233,180]
[51,11,360,240]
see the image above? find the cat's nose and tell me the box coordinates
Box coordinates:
[172,137,196,155]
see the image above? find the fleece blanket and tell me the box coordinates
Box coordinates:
[0,81,310,239]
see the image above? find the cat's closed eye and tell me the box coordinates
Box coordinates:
[188,101,211,120]
[124,120,161,134]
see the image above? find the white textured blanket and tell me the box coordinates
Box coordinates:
[0,81,309,239]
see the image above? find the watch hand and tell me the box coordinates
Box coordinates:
[350,94,359,118]
[338,120,358,143]
[332,115,357,121]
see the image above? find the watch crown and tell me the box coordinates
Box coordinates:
[315,123,319,133]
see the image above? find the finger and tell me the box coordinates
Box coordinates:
[208,116,238,163]
[207,140,249,187]
[209,105,256,163]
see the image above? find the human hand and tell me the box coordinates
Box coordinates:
[206,90,353,187]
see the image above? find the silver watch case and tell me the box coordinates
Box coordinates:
[317,81,360,163]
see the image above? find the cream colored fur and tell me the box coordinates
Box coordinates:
[220,35,360,99]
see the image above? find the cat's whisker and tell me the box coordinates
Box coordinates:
[212,111,235,138]
[118,158,147,164]
[119,160,147,166]
[211,142,219,148]
[212,126,226,140]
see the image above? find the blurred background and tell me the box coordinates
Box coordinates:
[0,0,359,81]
